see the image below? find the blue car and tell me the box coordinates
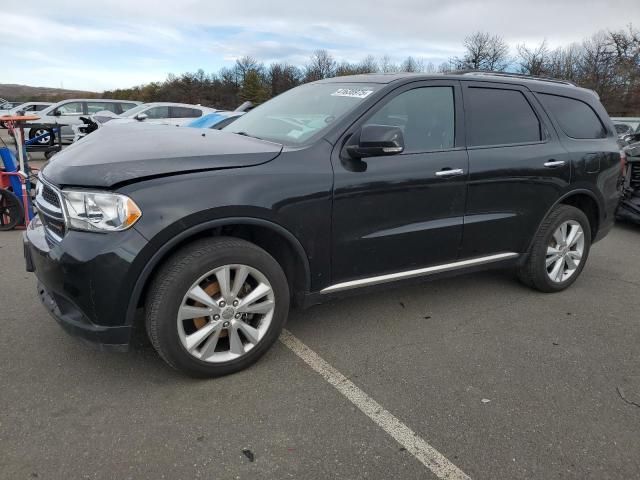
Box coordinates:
[186,111,244,129]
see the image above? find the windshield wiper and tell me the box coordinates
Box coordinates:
[234,131,262,140]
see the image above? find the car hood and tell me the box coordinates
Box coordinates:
[43,123,283,188]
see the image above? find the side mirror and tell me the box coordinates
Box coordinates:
[52,109,61,116]
[135,113,148,121]
[346,124,404,159]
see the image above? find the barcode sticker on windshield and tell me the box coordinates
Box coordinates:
[331,88,374,99]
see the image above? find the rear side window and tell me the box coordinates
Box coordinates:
[171,107,202,118]
[538,93,606,139]
[466,87,542,146]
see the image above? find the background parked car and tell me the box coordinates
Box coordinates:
[185,111,244,129]
[24,99,141,145]
[0,102,52,128]
[0,101,25,116]
[112,102,217,126]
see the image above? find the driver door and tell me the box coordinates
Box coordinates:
[330,80,468,282]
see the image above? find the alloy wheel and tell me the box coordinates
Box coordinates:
[545,220,585,283]
[176,264,275,363]
[34,128,52,145]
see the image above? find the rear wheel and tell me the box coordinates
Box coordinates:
[518,205,591,292]
[0,188,23,231]
[145,237,290,377]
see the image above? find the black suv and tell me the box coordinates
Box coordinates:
[25,73,622,377]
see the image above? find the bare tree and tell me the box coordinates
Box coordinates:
[267,63,302,96]
[453,32,510,71]
[516,40,550,76]
[379,55,399,73]
[401,56,423,72]
[304,49,336,81]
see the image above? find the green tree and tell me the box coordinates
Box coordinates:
[240,70,269,105]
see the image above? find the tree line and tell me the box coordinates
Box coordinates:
[103,25,639,116]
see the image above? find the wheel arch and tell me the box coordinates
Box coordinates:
[125,217,311,326]
[526,189,601,254]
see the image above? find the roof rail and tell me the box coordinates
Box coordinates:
[456,70,577,87]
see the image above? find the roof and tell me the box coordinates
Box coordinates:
[315,71,593,96]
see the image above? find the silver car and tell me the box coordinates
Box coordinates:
[25,99,141,144]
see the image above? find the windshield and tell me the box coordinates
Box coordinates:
[223,83,379,145]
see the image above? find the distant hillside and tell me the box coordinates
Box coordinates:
[0,84,101,102]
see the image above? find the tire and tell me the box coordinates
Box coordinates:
[145,237,290,377]
[0,189,23,231]
[29,128,54,146]
[518,205,591,292]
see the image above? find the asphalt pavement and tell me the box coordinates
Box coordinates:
[1,221,639,479]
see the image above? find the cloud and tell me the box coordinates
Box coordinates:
[1,0,638,90]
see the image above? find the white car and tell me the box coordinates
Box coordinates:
[0,102,53,128]
[25,99,141,144]
[0,101,26,116]
[111,102,217,126]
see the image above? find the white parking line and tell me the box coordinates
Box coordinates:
[279,329,471,480]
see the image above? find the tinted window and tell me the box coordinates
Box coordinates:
[57,102,84,115]
[538,94,606,139]
[364,87,455,152]
[145,106,170,119]
[34,104,49,111]
[171,107,202,118]
[466,87,541,146]
[87,102,118,114]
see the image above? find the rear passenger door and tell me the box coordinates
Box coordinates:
[460,81,571,257]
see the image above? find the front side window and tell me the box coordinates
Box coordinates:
[119,103,138,112]
[87,102,118,114]
[224,82,380,145]
[363,86,455,153]
[57,102,84,115]
[145,106,170,119]
[538,93,606,139]
[466,87,542,147]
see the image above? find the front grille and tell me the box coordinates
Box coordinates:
[36,179,66,241]
[42,184,61,208]
[40,214,66,239]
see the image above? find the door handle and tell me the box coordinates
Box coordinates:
[544,160,566,168]
[435,168,464,177]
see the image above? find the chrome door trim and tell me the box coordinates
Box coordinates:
[321,252,519,294]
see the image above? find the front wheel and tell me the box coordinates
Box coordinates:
[145,237,290,377]
[0,189,23,231]
[518,205,591,292]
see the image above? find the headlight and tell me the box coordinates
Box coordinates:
[61,190,142,232]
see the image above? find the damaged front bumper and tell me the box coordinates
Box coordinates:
[617,146,640,224]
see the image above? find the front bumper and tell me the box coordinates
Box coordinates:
[24,215,149,350]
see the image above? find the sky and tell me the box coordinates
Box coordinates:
[1,0,638,92]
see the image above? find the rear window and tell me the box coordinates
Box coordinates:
[466,87,542,146]
[538,93,606,139]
